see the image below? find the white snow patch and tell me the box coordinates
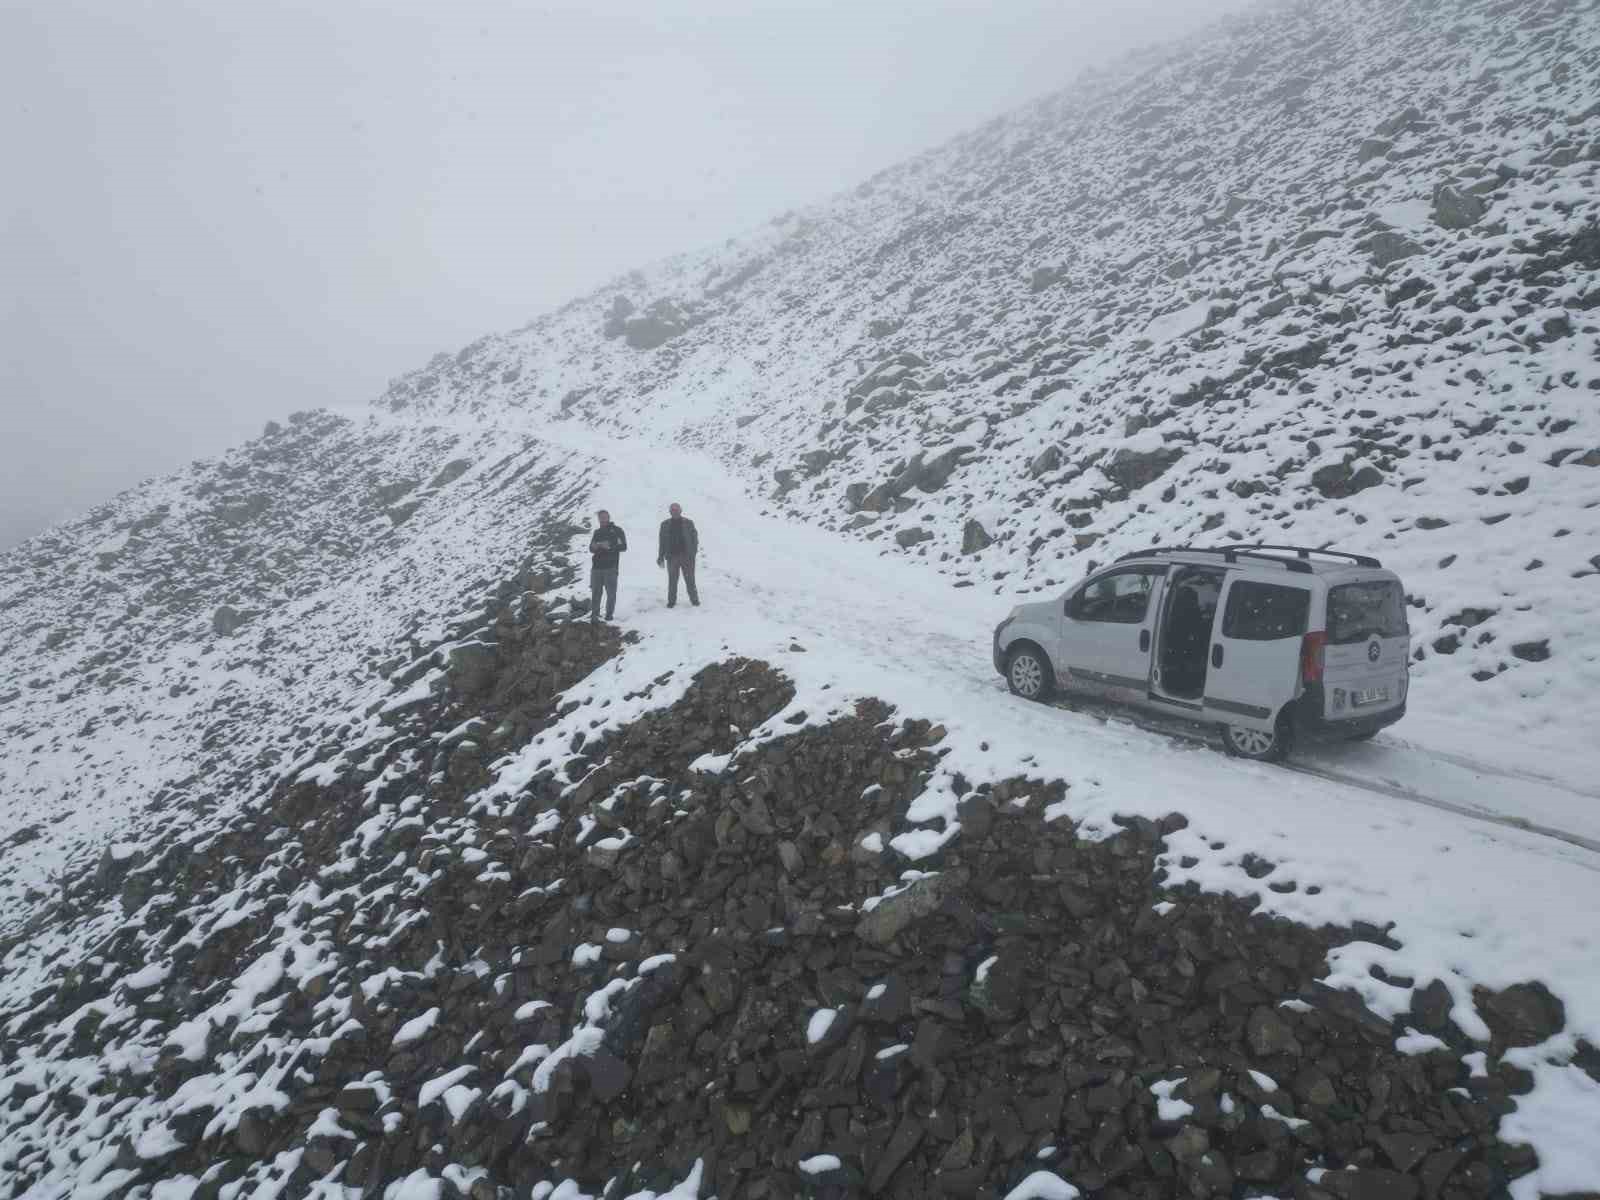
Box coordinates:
[806,1008,839,1045]
[393,1007,440,1046]
[1149,1077,1193,1121]
[1002,1171,1081,1200]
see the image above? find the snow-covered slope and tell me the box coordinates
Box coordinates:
[382,0,1600,751]
[3,1,1600,1197]
[0,412,600,930]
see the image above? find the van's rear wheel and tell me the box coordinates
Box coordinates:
[1222,715,1291,762]
[1006,645,1054,702]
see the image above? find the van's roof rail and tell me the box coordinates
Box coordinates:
[1114,545,1314,574]
[1214,543,1382,568]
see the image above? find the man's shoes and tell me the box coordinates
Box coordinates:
[691,600,700,606]
[666,603,675,609]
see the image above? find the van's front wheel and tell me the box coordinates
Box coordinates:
[1222,715,1291,762]
[1006,645,1055,702]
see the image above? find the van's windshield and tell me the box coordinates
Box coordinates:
[1327,580,1408,644]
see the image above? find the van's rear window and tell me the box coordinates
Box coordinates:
[1222,581,1310,640]
[1328,580,1408,644]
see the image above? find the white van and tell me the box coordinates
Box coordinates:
[992,545,1410,761]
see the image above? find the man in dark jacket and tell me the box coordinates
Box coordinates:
[656,502,699,608]
[589,510,627,624]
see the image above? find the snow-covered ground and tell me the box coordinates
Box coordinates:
[446,412,1600,1192]
[4,410,1600,1196]
[2,0,1598,1191]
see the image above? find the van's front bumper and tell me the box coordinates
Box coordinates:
[1291,684,1407,741]
[992,618,1013,675]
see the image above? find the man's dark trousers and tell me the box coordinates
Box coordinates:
[666,556,698,607]
[591,568,618,622]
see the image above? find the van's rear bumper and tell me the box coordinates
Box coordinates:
[1291,684,1406,741]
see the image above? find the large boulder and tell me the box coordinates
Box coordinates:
[623,300,691,350]
[1311,460,1384,499]
[212,605,254,636]
[1433,182,1487,230]
[1029,445,1063,479]
[856,871,965,945]
[602,295,635,338]
[1102,445,1182,491]
[1364,232,1423,268]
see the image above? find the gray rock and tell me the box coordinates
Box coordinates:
[856,871,964,946]
[602,295,635,338]
[427,459,473,490]
[866,1113,924,1194]
[895,527,931,549]
[1357,137,1393,163]
[374,479,418,506]
[1029,445,1063,478]
[961,519,992,554]
[1246,1006,1303,1057]
[216,494,270,526]
[446,641,498,695]
[1103,445,1182,491]
[1364,232,1423,267]
[1476,981,1566,1046]
[1377,106,1424,138]
[1311,460,1384,498]
[1433,183,1487,230]
[1327,1167,1419,1200]
[212,605,249,636]
[624,301,689,350]
[1408,978,1454,1032]
[1378,1131,1436,1174]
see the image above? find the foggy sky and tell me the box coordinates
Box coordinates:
[0,0,1255,551]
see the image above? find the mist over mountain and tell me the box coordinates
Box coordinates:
[2,2,1598,1198]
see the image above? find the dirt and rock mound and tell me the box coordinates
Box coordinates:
[1,599,1583,1200]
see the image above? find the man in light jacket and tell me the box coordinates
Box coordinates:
[656,502,700,608]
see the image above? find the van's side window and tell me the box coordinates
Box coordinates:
[1222,582,1310,641]
[1070,570,1159,624]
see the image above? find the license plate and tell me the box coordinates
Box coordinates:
[1352,687,1389,706]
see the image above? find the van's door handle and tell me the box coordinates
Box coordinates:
[1139,629,1150,652]
[1211,644,1224,668]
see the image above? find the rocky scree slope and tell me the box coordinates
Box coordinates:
[2,585,1588,1200]
[0,411,600,931]
[379,0,1600,746]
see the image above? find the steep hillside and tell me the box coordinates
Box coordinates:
[381,0,1600,750]
[3,1,1600,1199]
[4,429,1600,1200]
[0,412,599,930]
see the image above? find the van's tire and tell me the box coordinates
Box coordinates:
[1005,644,1055,702]
[1222,713,1292,762]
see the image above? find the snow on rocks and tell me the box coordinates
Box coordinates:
[4,626,1590,1195]
[0,0,1599,1195]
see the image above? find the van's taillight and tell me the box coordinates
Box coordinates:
[1300,631,1327,684]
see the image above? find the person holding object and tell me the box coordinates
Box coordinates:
[656,502,700,607]
[588,509,627,624]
